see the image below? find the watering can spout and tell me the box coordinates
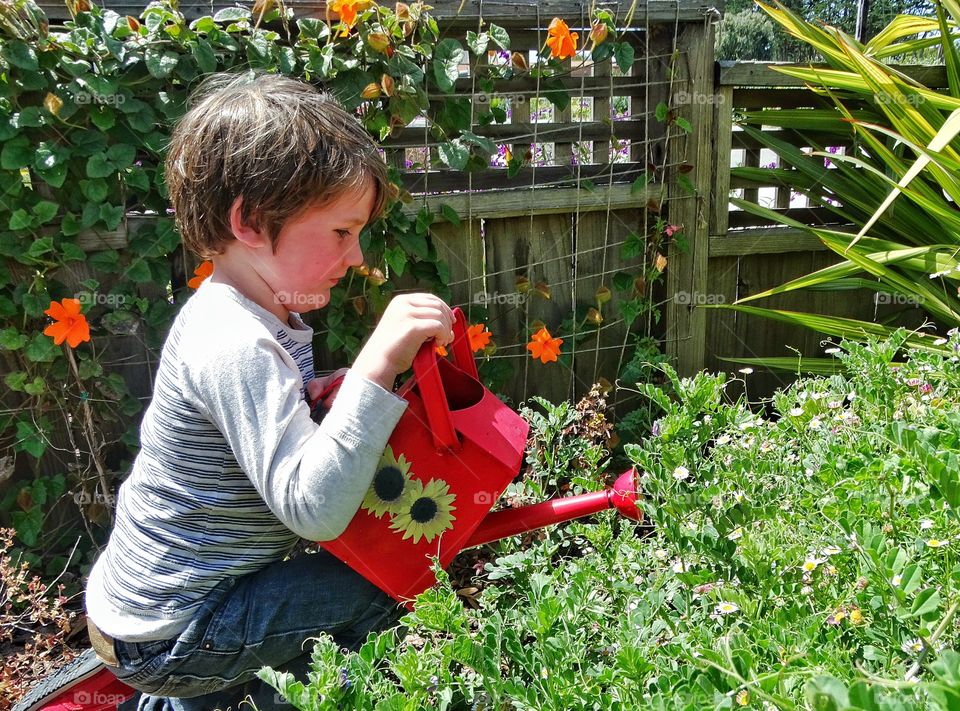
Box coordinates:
[463,468,642,549]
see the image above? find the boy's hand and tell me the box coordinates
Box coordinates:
[307,367,349,408]
[352,293,454,391]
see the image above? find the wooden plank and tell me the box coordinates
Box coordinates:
[425,183,659,221]
[719,61,949,89]
[399,161,645,192]
[740,146,760,207]
[482,212,574,405]
[592,58,612,165]
[722,250,826,398]
[732,129,855,150]
[709,85,733,236]
[429,219,485,322]
[424,0,728,27]
[664,21,714,377]
[40,0,723,23]
[710,227,828,256]
[572,208,644,398]
[555,55,575,166]
[727,206,848,229]
[76,183,662,254]
[732,89,836,110]
[386,117,650,148]
[702,255,740,377]
[426,74,654,106]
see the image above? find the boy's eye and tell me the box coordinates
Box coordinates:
[335,229,351,240]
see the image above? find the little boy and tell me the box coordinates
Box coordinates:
[83,70,456,710]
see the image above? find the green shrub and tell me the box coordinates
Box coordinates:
[259,329,960,709]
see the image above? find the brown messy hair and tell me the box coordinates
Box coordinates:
[164,70,389,259]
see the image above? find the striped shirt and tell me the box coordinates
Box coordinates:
[85,280,408,641]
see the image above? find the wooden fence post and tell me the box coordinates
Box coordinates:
[665,18,716,377]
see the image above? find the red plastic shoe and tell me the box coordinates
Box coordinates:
[12,649,136,711]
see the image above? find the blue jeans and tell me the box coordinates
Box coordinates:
[106,550,406,710]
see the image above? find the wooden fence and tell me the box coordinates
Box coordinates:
[701,60,944,398]
[23,0,724,419]
[17,2,944,445]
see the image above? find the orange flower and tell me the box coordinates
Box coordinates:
[43,298,90,348]
[467,323,492,353]
[435,344,448,357]
[188,260,213,289]
[526,326,563,364]
[331,0,368,36]
[546,18,578,60]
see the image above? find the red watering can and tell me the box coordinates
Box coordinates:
[15,308,643,711]
[313,306,643,609]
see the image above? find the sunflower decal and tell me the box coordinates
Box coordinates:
[361,446,413,518]
[389,478,457,544]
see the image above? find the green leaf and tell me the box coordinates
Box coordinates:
[466,31,488,56]
[655,102,669,122]
[0,328,28,350]
[910,588,941,618]
[397,229,429,260]
[8,209,32,231]
[5,371,27,391]
[437,140,469,171]
[145,48,179,78]
[489,24,510,50]
[89,105,116,131]
[191,39,218,73]
[126,258,152,283]
[1,136,33,169]
[3,41,39,70]
[26,237,54,259]
[11,509,42,546]
[614,42,635,74]
[213,6,250,21]
[439,203,460,226]
[33,201,59,225]
[23,377,45,396]
[433,39,463,93]
[25,333,60,362]
[107,143,136,170]
[81,179,110,203]
[61,242,87,262]
[86,154,113,179]
[383,244,407,277]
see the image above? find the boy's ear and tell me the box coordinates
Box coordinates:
[228,196,271,249]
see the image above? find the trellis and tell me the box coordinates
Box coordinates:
[32,0,724,409]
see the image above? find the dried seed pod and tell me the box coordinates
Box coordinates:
[589,22,608,45]
[595,285,611,304]
[367,32,391,53]
[43,92,63,116]
[511,51,528,71]
[381,73,395,96]
[361,82,382,100]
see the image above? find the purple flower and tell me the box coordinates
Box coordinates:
[651,420,661,437]
[340,668,351,689]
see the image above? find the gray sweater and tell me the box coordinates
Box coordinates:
[85,281,408,641]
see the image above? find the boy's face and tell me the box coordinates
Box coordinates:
[254,180,375,315]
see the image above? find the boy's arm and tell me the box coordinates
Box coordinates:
[181,336,407,541]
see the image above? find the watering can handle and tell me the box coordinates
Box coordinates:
[412,307,474,452]
[447,307,478,379]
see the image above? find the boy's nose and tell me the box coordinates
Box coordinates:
[344,240,364,268]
